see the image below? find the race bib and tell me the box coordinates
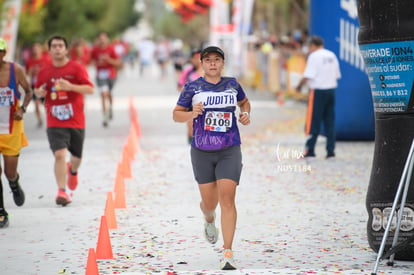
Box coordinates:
[52,104,74,121]
[97,69,110,80]
[204,111,232,132]
[0,89,14,106]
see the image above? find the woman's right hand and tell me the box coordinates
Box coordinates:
[192,102,204,118]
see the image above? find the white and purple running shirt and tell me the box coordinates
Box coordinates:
[177,77,246,151]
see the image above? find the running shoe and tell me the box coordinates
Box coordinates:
[55,190,71,206]
[304,150,316,158]
[103,111,109,127]
[326,152,336,159]
[67,162,78,191]
[9,175,25,206]
[0,210,9,228]
[204,212,219,244]
[219,249,237,270]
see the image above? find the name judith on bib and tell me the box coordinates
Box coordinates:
[202,94,235,106]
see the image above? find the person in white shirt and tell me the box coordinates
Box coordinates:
[296,36,341,158]
[136,38,155,77]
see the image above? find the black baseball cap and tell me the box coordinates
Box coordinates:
[200,46,225,60]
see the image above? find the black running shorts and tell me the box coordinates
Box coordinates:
[46,127,85,158]
[190,145,242,185]
[96,78,116,93]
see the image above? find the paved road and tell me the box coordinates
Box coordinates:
[1,64,413,275]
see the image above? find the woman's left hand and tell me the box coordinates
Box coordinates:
[239,112,250,125]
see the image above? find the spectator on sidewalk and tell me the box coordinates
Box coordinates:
[34,35,94,206]
[173,46,251,270]
[296,36,341,158]
[0,38,33,228]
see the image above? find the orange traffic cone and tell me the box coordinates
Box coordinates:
[119,156,132,179]
[128,126,140,154]
[114,190,126,209]
[131,115,142,138]
[130,123,138,139]
[128,96,136,118]
[96,216,114,259]
[85,248,99,275]
[114,172,125,194]
[114,172,126,209]
[105,192,117,230]
[123,142,134,162]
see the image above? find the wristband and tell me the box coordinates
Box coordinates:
[20,105,26,113]
[242,111,249,117]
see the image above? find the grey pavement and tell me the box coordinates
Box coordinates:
[1,64,413,275]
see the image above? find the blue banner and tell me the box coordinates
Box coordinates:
[310,0,374,140]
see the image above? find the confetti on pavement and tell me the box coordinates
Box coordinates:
[2,71,413,275]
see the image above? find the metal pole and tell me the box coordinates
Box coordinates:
[388,145,414,264]
[371,138,414,274]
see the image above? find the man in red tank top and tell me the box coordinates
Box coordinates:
[0,38,33,228]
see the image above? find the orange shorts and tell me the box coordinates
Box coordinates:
[0,120,28,156]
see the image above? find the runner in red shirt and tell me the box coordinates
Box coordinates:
[25,42,51,127]
[91,32,122,127]
[34,35,94,206]
[70,38,91,67]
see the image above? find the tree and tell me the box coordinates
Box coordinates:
[157,11,209,48]
[17,0,141,46]
[156,0,309,46]
[18,7,47,45]
[253,0,309,37]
